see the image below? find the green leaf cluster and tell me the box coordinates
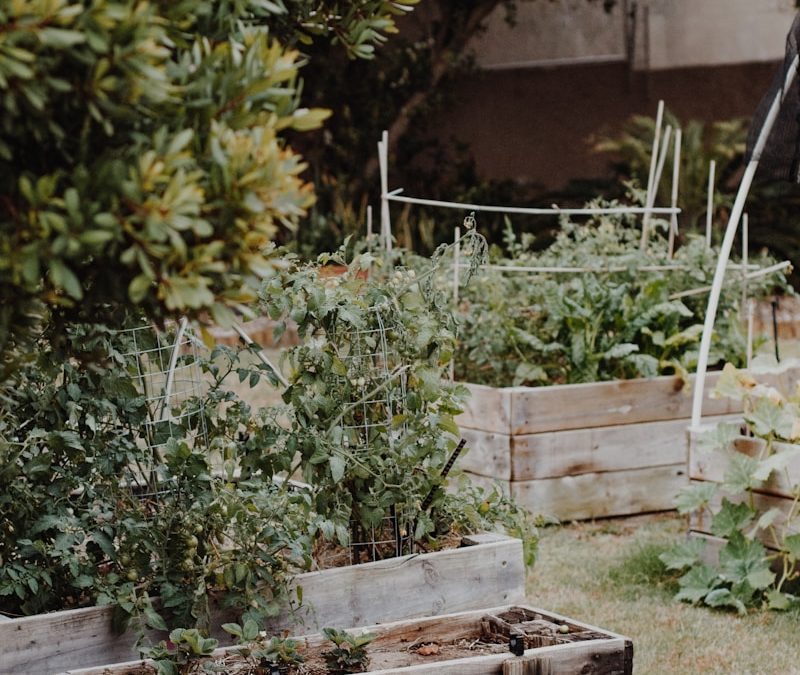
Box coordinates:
[662,365,800,613]
[447,195,786,387]
[0,0,420,392]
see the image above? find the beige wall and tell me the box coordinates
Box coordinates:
[472,0,796,72]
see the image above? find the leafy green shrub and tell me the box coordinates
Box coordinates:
[450,198,786,387]
[663,364,800,613]
[0,319,309,631]
[0,0,419,395]
[259,245,538,559]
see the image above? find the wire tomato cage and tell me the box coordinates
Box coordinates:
[110,319,209,514]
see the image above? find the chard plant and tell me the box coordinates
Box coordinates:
[663,364,800,613]
[448,193,787,388]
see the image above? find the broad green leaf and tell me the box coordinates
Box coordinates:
[659,538,706,570]
[722,451,760,493]
[710,499,755,538]
[784,534,800,560]
[746,398,795,439]
[675,482,717,514]
[753,445,800,481]
[329,454,346,482]
[704,588,746,615]
[766,589,791,610]
[676,564,719,603]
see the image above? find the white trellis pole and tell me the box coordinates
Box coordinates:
[450,224,461,382]
[668,128,682,259]
[741,213,749,309]
[378,130,392,253]
[691,54,800,429]
[641,100,665,249]
[706,160,716,248]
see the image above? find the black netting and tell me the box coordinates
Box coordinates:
[746,12,800,182]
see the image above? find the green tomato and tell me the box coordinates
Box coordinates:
[126,569,139,582]
[186,535,199,549]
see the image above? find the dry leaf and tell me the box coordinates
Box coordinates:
[417,643,440,656]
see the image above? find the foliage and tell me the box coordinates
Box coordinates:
[223,620,305,673]
[258,246,469,547]
[448,194,786,387]
[141,628,220,675]
[321,627,376,674]
[258,239,538,559]
[662,364,800,613]
[0,0,419,391]
[0,320,310,632]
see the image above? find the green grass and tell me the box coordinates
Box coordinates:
[526,514,800,674]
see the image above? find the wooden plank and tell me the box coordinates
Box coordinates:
[457,383,513,435]
[370,638,628,674]
[690,436,800,499]
[62,604,632,675]
[688,481,800,549]
[510,418,691,481]
[460,428,512,480]
[2,536,523,674]
[508,465,687,521]
[0,606,150,675]
[509,372,740,435]
[270,536,526,633]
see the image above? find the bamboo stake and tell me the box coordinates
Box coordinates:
[747,299,755,369]
[668,128,682,259]
[651,124,672,212]
[378,130,392,253]
[670,261,792,300]
[691,54,800,428]
[640,99,665,249]
[706,160,716,248]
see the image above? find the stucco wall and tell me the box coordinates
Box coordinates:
[472,0,796,71]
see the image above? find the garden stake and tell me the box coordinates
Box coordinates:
[419,438,467,515]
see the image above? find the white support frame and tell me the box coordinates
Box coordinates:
[691,54,800,428]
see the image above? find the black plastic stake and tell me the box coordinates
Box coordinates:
[772,298,781,363]
[419,438,467,514]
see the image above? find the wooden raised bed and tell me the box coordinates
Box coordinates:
[0,533,524,674]
[59,603,633,675]
[456,368,800,521]
[688,431,800,551]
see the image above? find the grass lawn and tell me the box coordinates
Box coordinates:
[526,513,800,674]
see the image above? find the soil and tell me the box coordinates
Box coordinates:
[118,606,613,674]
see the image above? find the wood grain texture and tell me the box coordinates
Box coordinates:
[508,465,687,521]
[508,372,737,435]
[689,435,800,499]
[460,427,512,480]
[4,536,523,674]
[62,604,632,675]
[457,383,513,434]
[270,536,526,633]
[510,418,691,481]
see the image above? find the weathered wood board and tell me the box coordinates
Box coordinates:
[455,364,800,521]
[59,604,633,675]
[468,465,687,521]
[0,535,524,675]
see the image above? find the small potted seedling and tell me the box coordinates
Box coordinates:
[321,627,376,674]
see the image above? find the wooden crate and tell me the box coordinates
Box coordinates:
[455,369,800,521]
[689,432,800,550]
[0,534,524,674]
[59,603,633,675]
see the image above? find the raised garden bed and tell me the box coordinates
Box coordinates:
[0,534,524,674]
[58,603,632,674]
[457,367,800,521]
